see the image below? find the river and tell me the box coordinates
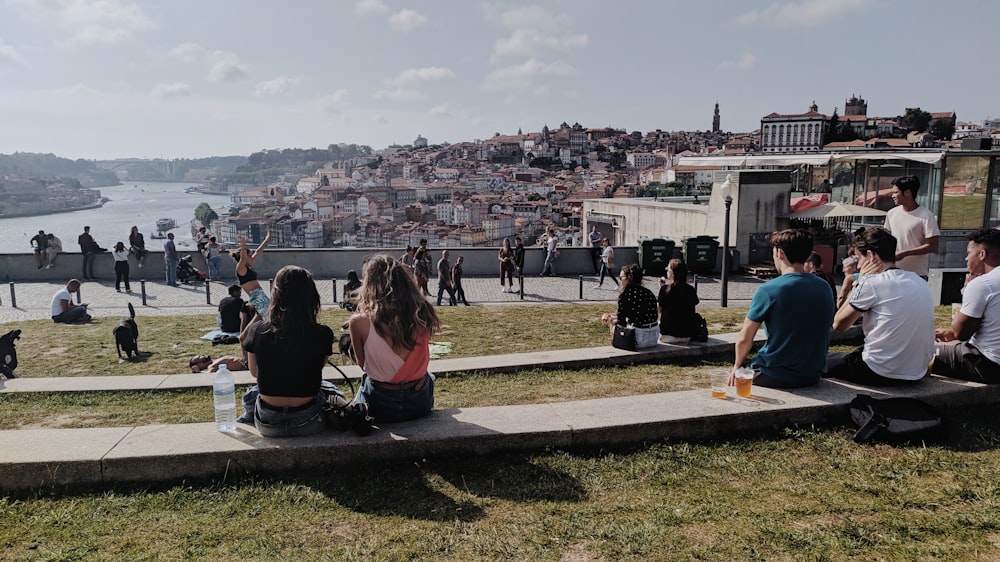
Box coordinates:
[0,182,232,254]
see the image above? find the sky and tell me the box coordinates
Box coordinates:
[0,0,997,160]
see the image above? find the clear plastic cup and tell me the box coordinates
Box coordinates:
[735,367,755,398]
[709,370,728,399]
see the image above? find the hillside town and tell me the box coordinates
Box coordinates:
[199,95,994,249]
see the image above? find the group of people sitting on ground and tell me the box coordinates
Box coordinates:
[601,258,702,348]
[729,224,1000,390]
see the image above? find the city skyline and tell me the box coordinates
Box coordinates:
[0,0,996,160]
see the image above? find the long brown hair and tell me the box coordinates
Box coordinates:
[358,255,439,349]
[266,266,321,347]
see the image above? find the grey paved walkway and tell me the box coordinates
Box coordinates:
[0,274,763,322]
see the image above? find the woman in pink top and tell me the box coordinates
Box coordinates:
[348,254,441,423]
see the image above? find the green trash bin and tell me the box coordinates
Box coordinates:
[683,235,720,274]
[637,237,674,277]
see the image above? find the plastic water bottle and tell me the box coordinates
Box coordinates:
[213,364,237,433]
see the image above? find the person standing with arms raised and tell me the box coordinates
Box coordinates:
[884,175,940,279]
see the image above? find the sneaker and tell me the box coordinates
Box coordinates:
[45,264,53,269]
[593,284,602,289]
[614,284,620,290]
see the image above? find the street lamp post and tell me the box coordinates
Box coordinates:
[720,174,735,308]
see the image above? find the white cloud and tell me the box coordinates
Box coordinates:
[496,5,574,32]
[150,82,192,99]
[0,39,27,67]
[719,53,757,70]
[733,0,870,27]
[483,58,575,91]
[373,88,425,101]
[354,0,387,15]
[494,29,588,58]
[373,114,388,124]
[386,66,455,87]
[388,9,427,31]
[170,43,248,82]
[207,53,249,82]
[169,42,204,63]
[319,89,350,112]
[255,76,300,97]
[49,0,155,46]
[429,104,451,116]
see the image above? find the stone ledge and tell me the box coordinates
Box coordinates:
[0,373,992,494]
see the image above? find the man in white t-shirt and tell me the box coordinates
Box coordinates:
[50,279,91,323]
[883,175,940,278]
[827,227,935,385]
[933,228,1000,383]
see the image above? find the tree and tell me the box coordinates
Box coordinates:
[929,118,955,140]
[825,109,840,145]
[901,107,932,132]
[194,202,218,226]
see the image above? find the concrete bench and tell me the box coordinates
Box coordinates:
[1,374,995,494]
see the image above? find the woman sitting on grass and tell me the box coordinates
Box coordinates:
[241,265,334,437]
[231,230,271,321]
[348,255,440,423]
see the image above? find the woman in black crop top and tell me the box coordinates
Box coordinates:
[240,265,334,437]
[232,231,271,322]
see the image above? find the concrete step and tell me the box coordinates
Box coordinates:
[2,375,995,494]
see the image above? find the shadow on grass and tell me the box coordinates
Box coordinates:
[299,454,587,521]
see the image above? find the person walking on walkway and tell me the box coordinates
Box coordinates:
[112,241,131,292]
[163,232,179,286]
[436,250,457,306]
[453,255,470,306]
[594,238,620,289]
[541,228,558,276]
[498,238,515,293]
[78,226,99,280]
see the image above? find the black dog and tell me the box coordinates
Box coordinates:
[0,328,21,379]
[113,303,139,361]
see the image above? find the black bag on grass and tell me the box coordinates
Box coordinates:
[849,394,943,444]
[691,313,709,343]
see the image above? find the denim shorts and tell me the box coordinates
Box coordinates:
[247,287,270,321]
[356,373,435,424]
[253,392,327,438]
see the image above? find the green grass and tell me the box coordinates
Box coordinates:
[1,409,999,560]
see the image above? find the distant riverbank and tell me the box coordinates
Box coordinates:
[0,200,106,219]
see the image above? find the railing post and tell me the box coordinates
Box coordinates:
[578,275,583,300]
[332,278,338,304]
[8,282,15,308]
[141,280,147,306]
[205,279,211,304]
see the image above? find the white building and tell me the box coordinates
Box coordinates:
[760,102,830,153]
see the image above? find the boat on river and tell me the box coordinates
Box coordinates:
[156,218,177,232]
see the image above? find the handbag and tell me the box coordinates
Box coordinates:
[612,325,636,351]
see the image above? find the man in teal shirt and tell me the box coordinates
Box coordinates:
[730,229,835,388]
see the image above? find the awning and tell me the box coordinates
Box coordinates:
[676,151,946,168]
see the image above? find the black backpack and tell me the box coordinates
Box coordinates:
[691,313,709,343]
[849,394,943,444]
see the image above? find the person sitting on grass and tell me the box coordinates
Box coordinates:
[189,355,246,373]
[348,255,440,423]
[342,269,361,311]
[218,284,250,334]
[50,279,90,324]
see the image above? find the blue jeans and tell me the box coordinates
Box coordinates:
[356,373,434,423]
[207,256,222,279]
[253,392,328,438]
[164,258,178,284]
[542,251,557,275]
[81,252,96,279]
[52,306,88,323]
[437,282,456,306]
